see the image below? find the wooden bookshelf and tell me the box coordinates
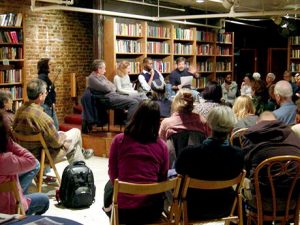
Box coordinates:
[0,12,24,112]
[288,36,300,73]
[103,18,234,88]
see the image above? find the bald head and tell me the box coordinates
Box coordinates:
[257,111,276,123]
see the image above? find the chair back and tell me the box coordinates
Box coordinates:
[12,132,61,192]
[249,155,300,225]
[167,131,206,168]
[0,181,25,215]
[111,176,182,225]
[181,170,246,225]
[230,128,248,148]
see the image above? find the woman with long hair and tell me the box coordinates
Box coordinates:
[107,100,168,224]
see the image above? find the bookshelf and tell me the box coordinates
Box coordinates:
[103,18,234,89]
[288,36,300,73]
[0,13,24,112]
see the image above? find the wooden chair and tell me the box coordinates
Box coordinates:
[246,155,300,225]
[0,180,25,215]
[230,127,248,148]
[181,170,246,225]
[111,176,182,225]
[13,132,61,193]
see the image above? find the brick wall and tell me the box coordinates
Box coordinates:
[0,0,93,122]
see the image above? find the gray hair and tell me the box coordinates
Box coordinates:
[0,90,12,109]
[92,59,105,71]
[207,106,236,133]
[267,72,276,81]
[27,79,47,100]
[274,80,293,98]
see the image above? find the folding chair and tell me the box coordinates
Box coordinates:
[111,176,182,225]
[0,180,25,215]
[13,132,61,193]
[181,170,246,225]
[246,155,300,225]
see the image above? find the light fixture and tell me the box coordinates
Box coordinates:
[196,0,205,3]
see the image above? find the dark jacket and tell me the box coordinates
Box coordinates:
[175,138,244,220]
[38,73,56,107]
[243,120,300,178]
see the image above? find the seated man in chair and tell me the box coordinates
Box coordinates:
[13,79,89,165]
[87,59,139,123]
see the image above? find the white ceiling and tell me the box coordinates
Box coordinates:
[161,0,300,13]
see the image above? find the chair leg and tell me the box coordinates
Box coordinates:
[44,149,61,185]
[38,151,46,192]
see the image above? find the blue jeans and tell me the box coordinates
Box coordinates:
[25,193,49,215]
[41,104,59,130]
[19,160,40,195]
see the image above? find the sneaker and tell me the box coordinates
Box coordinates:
[43,175,57,184]
[82,148,94,159]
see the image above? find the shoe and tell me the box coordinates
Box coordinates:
[43,175,57,184]
[82,148,94,159]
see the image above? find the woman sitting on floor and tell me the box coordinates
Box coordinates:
[0,112,49,215]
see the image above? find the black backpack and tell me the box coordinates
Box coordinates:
[59,161,96,208]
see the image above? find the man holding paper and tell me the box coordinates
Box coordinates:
[169,57,200,99]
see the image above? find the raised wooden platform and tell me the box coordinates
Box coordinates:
[82,125,123,158]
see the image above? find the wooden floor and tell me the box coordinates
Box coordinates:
[82,125,124,158]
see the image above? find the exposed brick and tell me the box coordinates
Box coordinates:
[0,0,93,123]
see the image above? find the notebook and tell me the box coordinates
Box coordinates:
[180,76,193,86]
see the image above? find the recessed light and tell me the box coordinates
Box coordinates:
[196,0,205,3]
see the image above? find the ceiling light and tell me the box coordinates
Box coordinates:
[209,0,223,3]
[196,0,205,3]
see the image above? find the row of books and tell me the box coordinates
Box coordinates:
[0,31,22,44]
[147,42,170,54]
[116,40,141,53]
[0,86,22,99]
[116,23,142,36]
[174,43,193,55]
[197,44,214,55]
[0,13,22,27]
[148,26,170,38]
[291,36,300,45]
[216,61,232,71]
[0,47,23,59]
[153,60,170,73]
[0,69,22,83]
[198,77,208,89]
[196,31,214,42]
[291,50,300,58]
[174,28,193,40]
[217,33,232,43]
[197,61,213,72]
[216,46,232,55]
[290,63,300,72]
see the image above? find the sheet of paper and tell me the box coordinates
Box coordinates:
[180,76,193,86]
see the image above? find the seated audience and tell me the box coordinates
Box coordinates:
[243,111,300,211]
[273,80,296,125]
[240,73,253,97]
[138,57,166,100]
[265,72,276,89]
[221,73,237,106]
[113,60,147,101]
[194,81,223,119]
[106,100,168,224]
[232,95,258,132]
[267,84,278,111]
[159,89,211,168]
[87,59,139,122]
[13,79,90,164]
[175,106,244,220]
[159,89,210,142]
[169,57,199,100]
[0,90,40,194]
[252,79,270,114]
[0,112,49,215]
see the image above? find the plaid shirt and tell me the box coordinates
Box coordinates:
[13,102,64,159]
